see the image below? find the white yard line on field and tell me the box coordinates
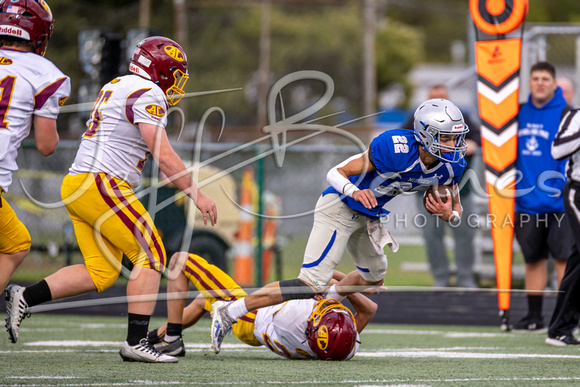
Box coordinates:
[21,341,253,349]
[13,340,580,360]
[0,349,118,354]
[357,350,580,359]
[7,377,81,379]
[2,376,580,386]
[363,328,513,338]
[24,340,123,347]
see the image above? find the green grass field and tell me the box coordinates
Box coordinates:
[2,314,580,386]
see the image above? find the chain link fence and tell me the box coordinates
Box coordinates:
[9,22,580,282]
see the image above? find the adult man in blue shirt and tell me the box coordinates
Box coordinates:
[513,61,575,332]
[209,99,469,353]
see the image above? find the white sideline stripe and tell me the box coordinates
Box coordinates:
[444,332,511,338]
[187,343,257,349]
[358,385,427,387]
[23,329,512,348]
[367,377,580,384]
[21,328,67,332]
[21,321,126,328]
[0,349,262,355]
[356,351,580,359]
[15,340,580,360]
[80,323,126,328]
[7,377,79,380]
[0,350,118,354]
[383,347,499,351]
[477,78,519,104]
[24,323,202,331]
[23,328,516,347]
[1,377,580,386]
[23,340,258,350]
[25,340,124,347]
[363,328,513,338]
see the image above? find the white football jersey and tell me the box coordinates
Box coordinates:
[69,74,169,187]
[254,298,360,360]
[0,49,70,192]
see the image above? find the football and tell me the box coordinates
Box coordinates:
[423,185,455,214]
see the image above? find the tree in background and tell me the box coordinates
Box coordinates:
[41,2,423,133]
[376,19,424,109]
[41,0,580,134]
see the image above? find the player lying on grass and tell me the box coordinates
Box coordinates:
[147,253,377,360]
[210,99,468,353]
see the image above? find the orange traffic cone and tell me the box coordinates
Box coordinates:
[233,169,255,286]
[261,193,280,284]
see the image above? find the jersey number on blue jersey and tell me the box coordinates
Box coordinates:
[392,135,409,154]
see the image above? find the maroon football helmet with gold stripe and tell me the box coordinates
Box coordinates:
[306,299,358,361]
[129,36,189,106]
[0,0,54,55]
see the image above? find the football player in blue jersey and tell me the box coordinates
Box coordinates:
[210,99,469,354]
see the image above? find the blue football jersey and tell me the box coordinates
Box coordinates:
[323,129,465,218]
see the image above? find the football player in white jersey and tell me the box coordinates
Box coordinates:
[146,253,377,360]
[211,99,469,353]
[0,0,70,294]
[5,36,216,363]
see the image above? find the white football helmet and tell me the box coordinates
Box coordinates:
[413,98,469,164]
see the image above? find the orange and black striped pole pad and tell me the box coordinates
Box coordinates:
[471,0,527,311]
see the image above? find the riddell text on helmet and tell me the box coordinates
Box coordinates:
[0,25,29,40]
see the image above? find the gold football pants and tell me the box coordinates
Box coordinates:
[61,173,166,292]
[182,253,261,346]
[0,189,31,254]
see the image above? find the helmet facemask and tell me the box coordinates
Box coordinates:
[165,66,188,106]
[422,124,468,163]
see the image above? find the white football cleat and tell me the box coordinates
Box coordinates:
[119,339,178,363]
[210,300,235,354]
[5,284,30,344]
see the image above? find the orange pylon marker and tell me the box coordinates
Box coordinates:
[261,206,277,284]
[233,169,255,286]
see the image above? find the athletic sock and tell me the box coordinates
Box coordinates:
[165,323,182,342]
[227,299,249,320]
[23,280,52,307]
[528,295,544,319]
[126,313,150,346]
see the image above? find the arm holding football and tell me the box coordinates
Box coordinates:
[424,184,462,222]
